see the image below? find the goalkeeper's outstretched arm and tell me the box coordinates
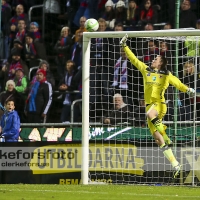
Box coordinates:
[120,34,148,73]
[168,73,195,97]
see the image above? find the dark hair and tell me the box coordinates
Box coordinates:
[164,22,172,29]
[115,23,124,29]
[5,99,15,106]
[160,55,168,70]
[148,39,158,47]
[66,60,76,69]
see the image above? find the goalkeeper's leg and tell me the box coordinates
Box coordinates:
[146,104,172,145]
[153,131,181,179]
[147,105,181,179]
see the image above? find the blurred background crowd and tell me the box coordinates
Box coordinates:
[0,0,200,125]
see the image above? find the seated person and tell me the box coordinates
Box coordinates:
[126,0,139,30]
[179,0,197,28]
[29,60,55,89]
[163,22,172,30]
[13,38,24,53]
[13,67,28,93]
[138,0,159,27]
[29,22,41,41]
[9,4,29,49]
[143,40,159,65]
[114,0,127,26]
[0,80,25,121]
[103,93,129,125]
[24,32,37,60]
[101,0,115,30]
[3,48,28,81]
[144,22,154,30]
[15,19,26,43]
[54,26,72,79]
[159,41,174,72]
[58,60,78,123]
[74,16,87,42]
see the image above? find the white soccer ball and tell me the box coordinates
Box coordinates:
[84,18,99,32]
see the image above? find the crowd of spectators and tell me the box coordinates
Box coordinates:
[0,0,200,125]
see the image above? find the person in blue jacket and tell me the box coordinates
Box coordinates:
[0,99,20,142]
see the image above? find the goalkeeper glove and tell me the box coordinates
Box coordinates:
[187,88,195,97]
[120,34,128,47]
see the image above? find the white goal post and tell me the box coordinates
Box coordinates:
[82,30,200,185]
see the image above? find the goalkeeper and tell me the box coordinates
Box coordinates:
[120,34,195,179]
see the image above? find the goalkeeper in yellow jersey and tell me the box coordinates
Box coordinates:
[120,34,195,180]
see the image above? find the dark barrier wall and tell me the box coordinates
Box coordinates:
[19,126,199,141]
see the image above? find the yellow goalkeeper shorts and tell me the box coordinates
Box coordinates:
[146,102,167,134]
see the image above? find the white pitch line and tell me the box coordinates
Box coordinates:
[122,192,200,198]
[0,189,199,198]
[105,127,132,140]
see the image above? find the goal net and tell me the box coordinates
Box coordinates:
[82,30,200,185]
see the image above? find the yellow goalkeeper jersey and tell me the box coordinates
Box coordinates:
[124,46,189,104]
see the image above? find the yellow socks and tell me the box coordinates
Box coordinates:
[151,117,171,144]
[161,144,179,168]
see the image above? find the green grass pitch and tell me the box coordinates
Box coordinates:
[0,184,200,200]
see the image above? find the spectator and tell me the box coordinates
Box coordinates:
[23,32,40,68]
[181,61,198,120]
[13,67,28,93]
[9,4,29,49]
[134,94,146,127]
[159,41,174,72]
[1,0,12,59]
[74,16,87,42]
[114,0,127,26]
[29,22,41,41]
[5,48,29,81]
[103,93,130,125]
[54,26,72,79]
[24,32,37,60]
[0,80,25,121]
[0,99,20,142]
[179,0,197,28]
[144,22,154,30]
[71,32,83,70]
[58,60,78,123]
[143,40,159,65]
[15,19,26,43]
[163,22,172,30]
[138,0,159,27]
[196,19,200,29]
[25,69,52,123]
[110,23,124,62]
[29,60,55,89]
[13,38,23,51]
[11,0,27,13]
[72,67,82,122]
[126,0,139,30]
[101,0,116,30]
[111,47,133,100]
[114,22,124,31]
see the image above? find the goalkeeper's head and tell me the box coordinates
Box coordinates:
[151,55,168,70]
